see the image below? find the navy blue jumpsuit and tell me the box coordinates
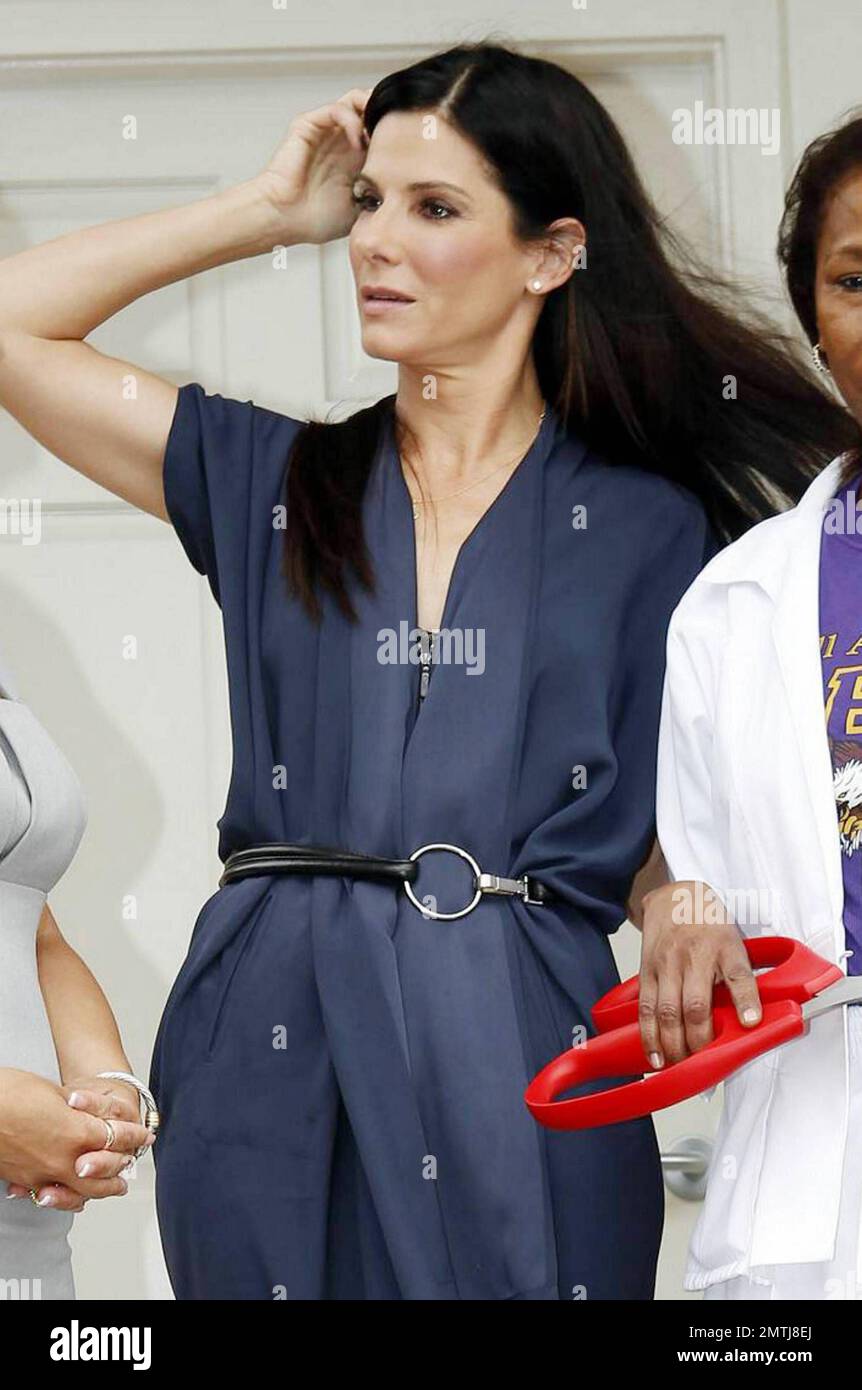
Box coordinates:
[149,383,716,1300]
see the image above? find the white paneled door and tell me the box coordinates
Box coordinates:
[0,0,855,1299]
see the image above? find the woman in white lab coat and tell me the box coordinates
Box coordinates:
[644,112,862,1298]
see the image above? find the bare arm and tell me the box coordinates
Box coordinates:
[0,85,371,519]
[35,902,135,1097]
[625,836,668,930]
[0,904,157,1209]
[0,178,287,519]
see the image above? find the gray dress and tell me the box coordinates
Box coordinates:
[0,644,87,1299]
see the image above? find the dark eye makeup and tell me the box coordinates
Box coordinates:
[350,188,457,220]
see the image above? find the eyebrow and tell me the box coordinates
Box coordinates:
[825,240,862,260]
[354,173,472,200]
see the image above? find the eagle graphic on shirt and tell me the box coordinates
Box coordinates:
[830,737,862,855]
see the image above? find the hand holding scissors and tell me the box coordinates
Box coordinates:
[525,936,858,1130]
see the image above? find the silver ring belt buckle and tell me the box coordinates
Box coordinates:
[403,842,547,921]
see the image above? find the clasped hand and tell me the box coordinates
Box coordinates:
[1,1068,154,1213]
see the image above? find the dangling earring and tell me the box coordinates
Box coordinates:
[531,279,542,291]
[812,342,830,374]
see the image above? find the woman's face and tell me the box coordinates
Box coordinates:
[815,166,862,424]
[348,110,558,367]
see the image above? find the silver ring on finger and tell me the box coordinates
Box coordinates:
[102,1118,116,1151]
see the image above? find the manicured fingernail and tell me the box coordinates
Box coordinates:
[5,1192,21,1199]
[67,1092,86,1108]
[145,1133,156,1146]
[76,1162,92,1177]
[37,1193,55,1207]
[742,1008,761,1024]
[119,1178,128,1194]
[650,1052,664,1069]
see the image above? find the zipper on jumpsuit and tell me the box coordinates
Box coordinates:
[418,628,438,704]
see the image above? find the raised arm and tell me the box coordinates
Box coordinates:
[0,88,371,519]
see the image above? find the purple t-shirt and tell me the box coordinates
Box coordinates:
[819,468,862,976]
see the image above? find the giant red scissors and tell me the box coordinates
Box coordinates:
[525,935,861,1130]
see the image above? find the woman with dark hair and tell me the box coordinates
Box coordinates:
[0,41,853,1300]
[647,111,862,1297]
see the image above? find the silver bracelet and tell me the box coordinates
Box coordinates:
[95,1071,160,1159]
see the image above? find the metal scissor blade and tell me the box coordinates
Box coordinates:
[801,976,862,1021]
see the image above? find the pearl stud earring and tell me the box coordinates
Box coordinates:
[531,279,542,291]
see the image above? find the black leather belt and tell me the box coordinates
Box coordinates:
[218,841,557,921]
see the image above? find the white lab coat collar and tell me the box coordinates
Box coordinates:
[698,454,850,599]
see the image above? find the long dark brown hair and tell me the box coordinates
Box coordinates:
[283,40,860,622]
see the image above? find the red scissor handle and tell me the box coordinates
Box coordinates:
[591,935,841,1033]
[524,936,843,1131]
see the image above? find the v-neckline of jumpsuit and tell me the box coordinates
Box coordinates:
[386,404,552,733]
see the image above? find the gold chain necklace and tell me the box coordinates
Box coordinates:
[403,404,547,522]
